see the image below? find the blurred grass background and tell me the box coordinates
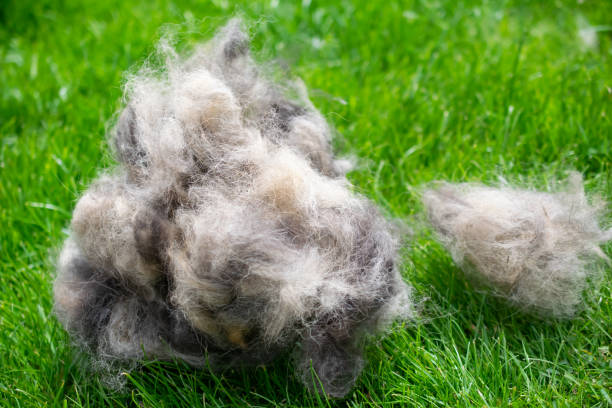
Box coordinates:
[1,0,611,406]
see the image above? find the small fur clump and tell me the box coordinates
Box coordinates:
[53,19,412,398]
[423,173,611,318]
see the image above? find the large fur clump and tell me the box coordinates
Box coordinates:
[53,20,412,397]
[423,173,611,318]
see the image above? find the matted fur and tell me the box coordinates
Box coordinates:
[423,173,612,318]
[53,19,412,398]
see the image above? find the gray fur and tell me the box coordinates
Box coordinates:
[54,19,413,398]
[423,173,612,318]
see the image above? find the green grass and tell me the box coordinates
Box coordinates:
[1,0,611,406]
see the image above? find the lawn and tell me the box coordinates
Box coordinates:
[1,0,611,406]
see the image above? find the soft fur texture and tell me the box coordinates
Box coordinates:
[54,19,412,398]
[423,173,612,318]
[54,17,610,398]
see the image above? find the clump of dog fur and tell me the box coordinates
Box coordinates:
[53,19,412,398]
[423,174,612,318]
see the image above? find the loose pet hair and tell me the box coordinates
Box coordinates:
[423,173,611,318]
[53,19,413,398]
[54,18,611,398]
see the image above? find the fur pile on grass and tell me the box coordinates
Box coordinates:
[53,19,412,398]
[423,173,611,318]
